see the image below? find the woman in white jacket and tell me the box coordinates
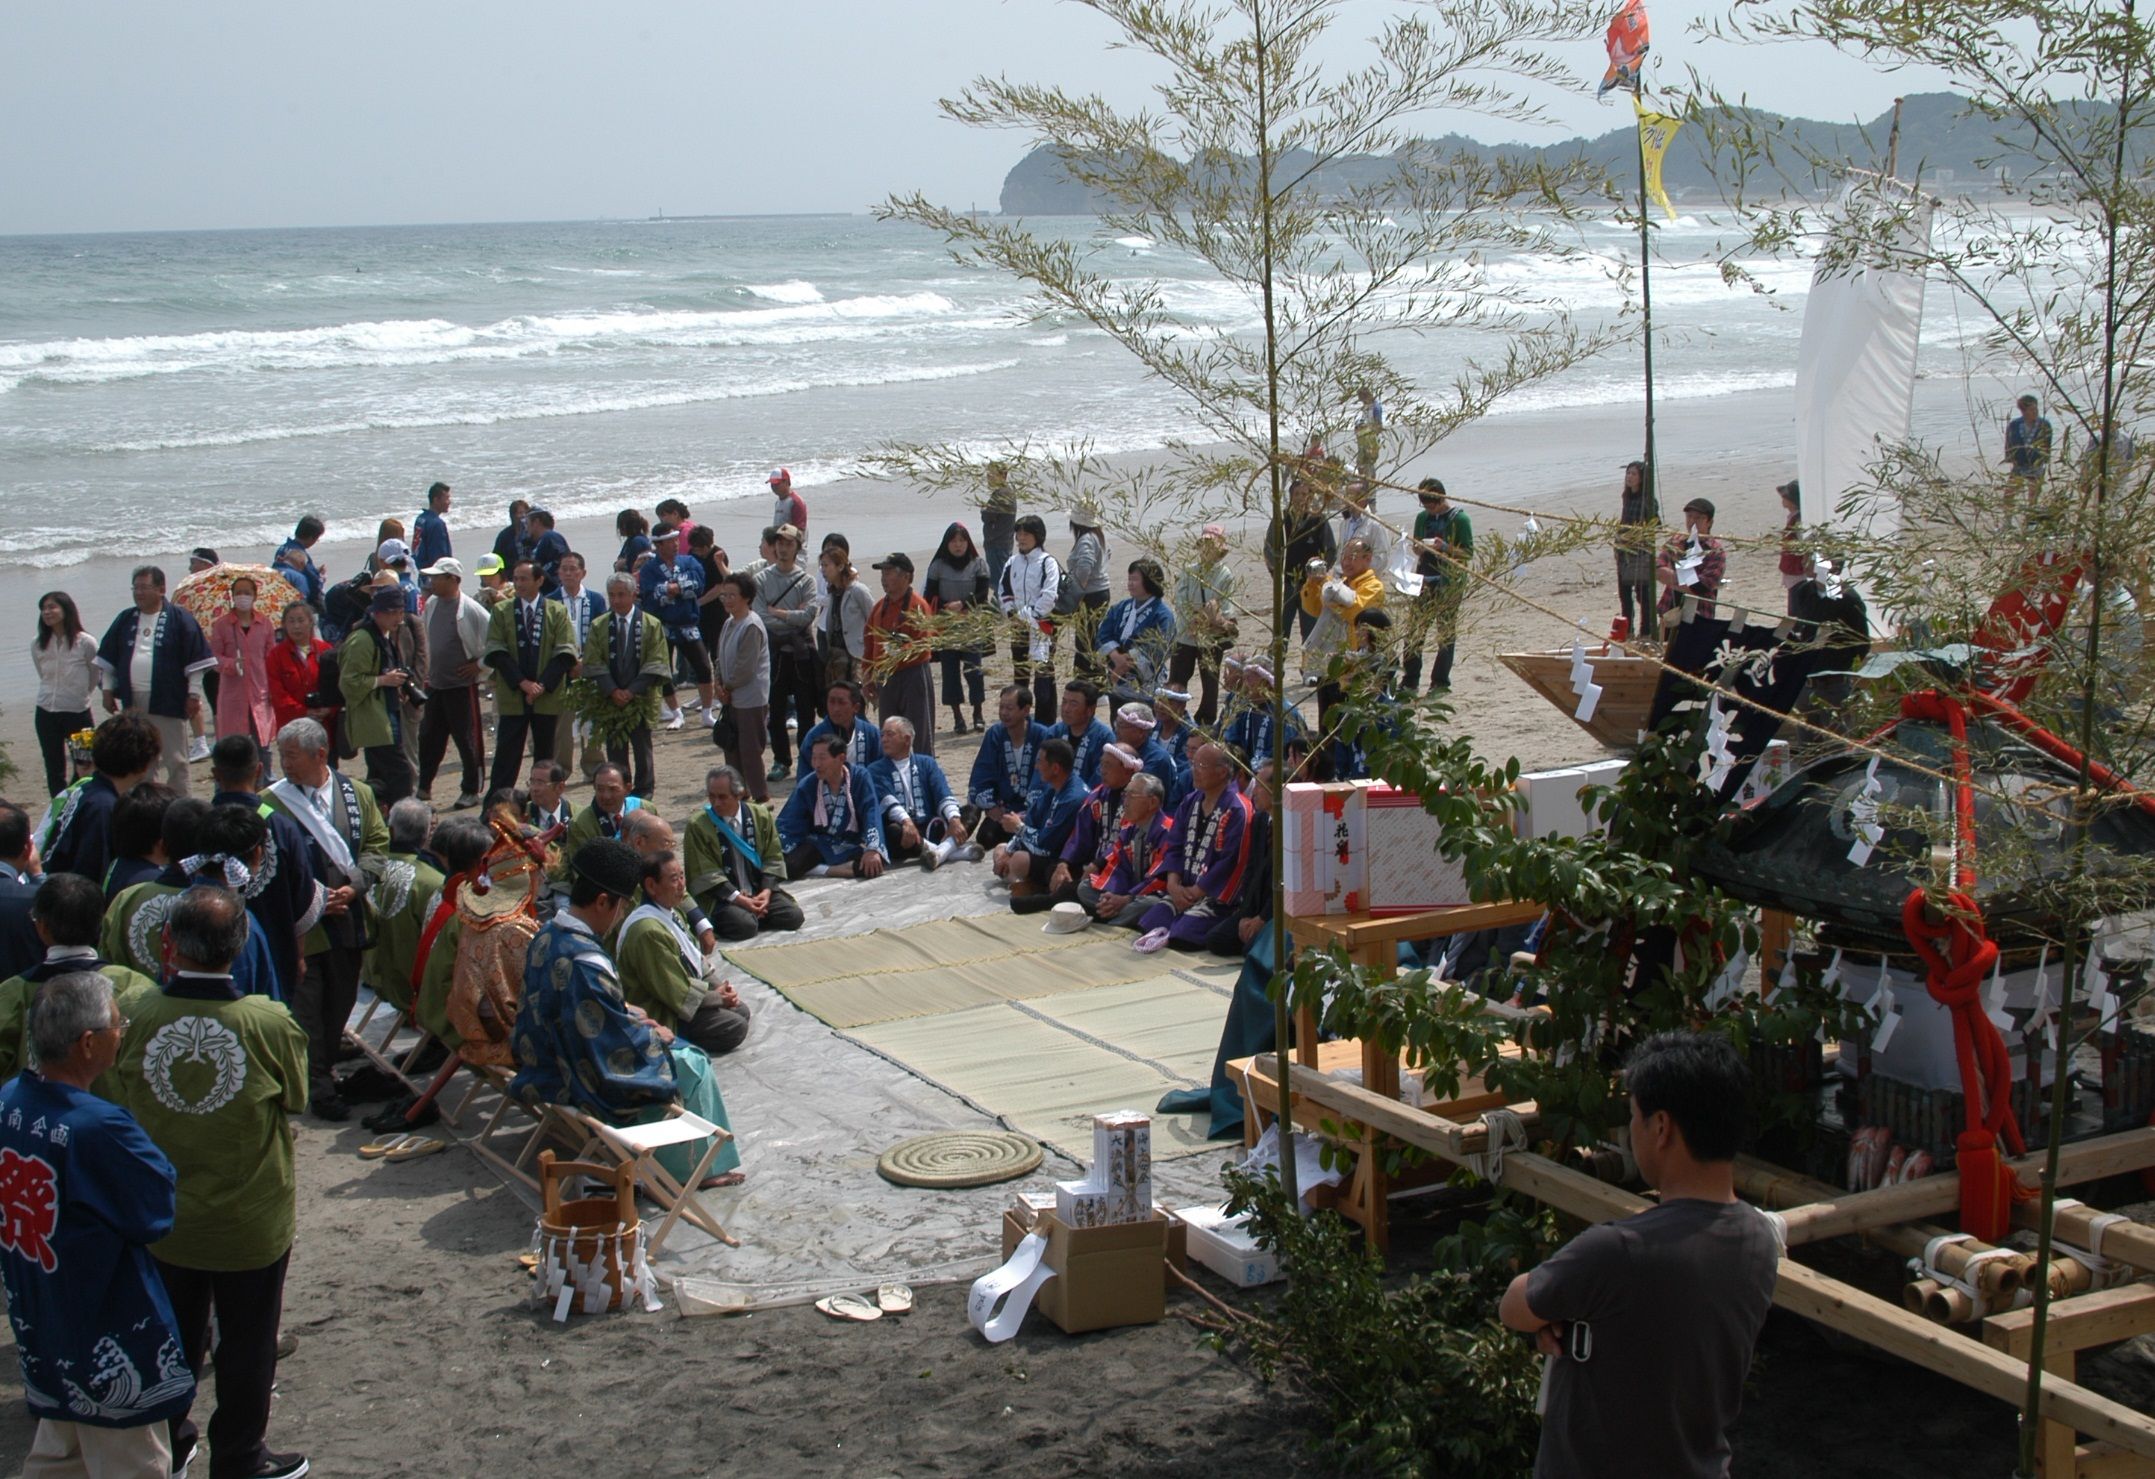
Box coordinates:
[998,514,1062,715]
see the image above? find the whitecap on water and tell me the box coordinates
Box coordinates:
[741,279,824,304]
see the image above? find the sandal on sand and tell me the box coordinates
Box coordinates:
[383,1136,447,1163]
[359,1133,419,1160]
[814,1293,883,1323]
[1133,927,1171,954]
[877,1284,915,1315]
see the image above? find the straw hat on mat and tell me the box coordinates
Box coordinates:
[1042,901,1091,935]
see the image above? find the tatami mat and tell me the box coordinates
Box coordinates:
[726,913,1240,1162]
[725,910,1187,1029]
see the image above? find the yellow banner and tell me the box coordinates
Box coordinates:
[1633,97,1685,221]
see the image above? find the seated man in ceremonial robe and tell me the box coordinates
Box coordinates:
[618,850,750,1057]
[1133,742,1254,951]
[966,684,1049,851]
[683,765,803,941]
[868,715,969,868]
[989,737,1086,898]
[510,839,740,1189]
[775,736,888,881]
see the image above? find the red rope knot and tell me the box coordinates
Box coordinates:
[1900,887,2033,1241]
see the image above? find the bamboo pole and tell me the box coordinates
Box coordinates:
[1633,85,1659,527]
[1252,0,1297,1214]
[1733,1158,2027,1305]
[1772,1128,2155,1244]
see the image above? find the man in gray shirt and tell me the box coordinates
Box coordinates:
[416,558,491,809]
[1501,1031,1781,1479]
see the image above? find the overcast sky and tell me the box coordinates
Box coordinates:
[3,1,1947,235]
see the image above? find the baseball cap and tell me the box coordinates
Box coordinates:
[1683,497,1716,519]
[767,468,792,487]
[475,553,507,576]
[377,538,412,566]
[419,558,465,580]
[872,551,914,574]
[773,523,803,545]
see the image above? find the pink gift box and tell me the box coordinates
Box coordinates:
[1282,781,1369,916]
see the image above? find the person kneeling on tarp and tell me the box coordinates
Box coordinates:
[619,849,750,1057]
[775,735,887,880]
[1079,771,1172,929]
[989,738,1085,899]
[1013,741,1137,916]
[869,715,971,868]
[511,839,740,1189]
[684,764,803,941]
[1131,741,1253,952]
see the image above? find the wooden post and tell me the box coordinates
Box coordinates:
[1985,1285,2155,1476]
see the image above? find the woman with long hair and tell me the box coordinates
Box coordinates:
[1616,460,1657,638]
[31,591,98,796]
[924,521,990,734]
[366,518,407,576]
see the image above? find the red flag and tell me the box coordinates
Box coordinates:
[1598,0,1651,96]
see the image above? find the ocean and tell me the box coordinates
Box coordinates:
[0,210,1861,574]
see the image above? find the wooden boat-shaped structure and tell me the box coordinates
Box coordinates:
[1497,643,1662,750]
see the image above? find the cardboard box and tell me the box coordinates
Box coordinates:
[1000,1209,1187,1334]
[1171,1204,1283,1288]
[1363,785,1473,914]
[1281,781,1369,916]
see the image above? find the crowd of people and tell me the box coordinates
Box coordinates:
[0,453,1780,1478]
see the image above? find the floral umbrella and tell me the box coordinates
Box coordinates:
[172,562,301,628]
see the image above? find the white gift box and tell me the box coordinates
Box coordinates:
[1281,781,1370,917]
[1364,785,1474,915]
[1514,760,1627,841]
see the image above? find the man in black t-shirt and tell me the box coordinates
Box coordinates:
[1500,1031,1780,1479]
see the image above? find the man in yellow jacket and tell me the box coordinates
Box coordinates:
[1301,535,1385,729]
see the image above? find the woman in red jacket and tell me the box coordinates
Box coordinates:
[267,601,332,739]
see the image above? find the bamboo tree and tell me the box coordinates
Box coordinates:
[880,0,1617,1212]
